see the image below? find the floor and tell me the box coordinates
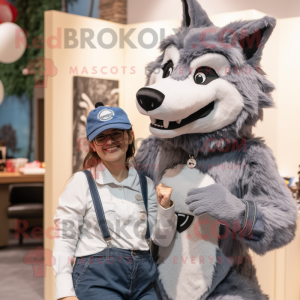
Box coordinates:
[0,229,44,300]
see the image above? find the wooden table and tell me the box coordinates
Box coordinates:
[0,171,44,184]
[0,171,44,247]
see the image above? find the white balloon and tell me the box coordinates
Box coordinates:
[0,22,27,64]
[0,80,4,106]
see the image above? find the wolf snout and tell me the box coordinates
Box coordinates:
[136,87,165,111]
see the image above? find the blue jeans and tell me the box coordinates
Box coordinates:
[72,248,158,300]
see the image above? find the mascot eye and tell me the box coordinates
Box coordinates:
[162,60,174,78]
[193,66,219,85]
[194,72,206,84]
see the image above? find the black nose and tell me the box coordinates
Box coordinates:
[136,88,165,111]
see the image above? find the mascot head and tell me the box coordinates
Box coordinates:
[136,0,276,149]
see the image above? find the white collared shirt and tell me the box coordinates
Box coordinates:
[52,162,177,300]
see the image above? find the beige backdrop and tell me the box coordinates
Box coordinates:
[44,10,300,300]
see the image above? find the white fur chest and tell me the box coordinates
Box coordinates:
[158,164,219,300]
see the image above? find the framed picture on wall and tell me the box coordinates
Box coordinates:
[72,76,119,173]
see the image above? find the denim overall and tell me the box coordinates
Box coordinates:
[71,170,158,300]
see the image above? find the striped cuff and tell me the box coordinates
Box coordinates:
[238,200,257,237]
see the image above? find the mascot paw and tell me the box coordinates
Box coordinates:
[185,184,246,224]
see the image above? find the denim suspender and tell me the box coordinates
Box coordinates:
[137,172,151,244]
[83,170,150,247]
[83,170,112,248]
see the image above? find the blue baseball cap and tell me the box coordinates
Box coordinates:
[86,102,132,141]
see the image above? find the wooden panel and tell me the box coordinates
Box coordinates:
[253,251,276,300]
[285,213,300,300]
[44,11,126,300]
[275,247,286,300]
[254,213,300,300]
[277,17,300,176]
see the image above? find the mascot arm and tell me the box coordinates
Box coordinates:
[238,143,298,255]
[132,135,161,181]
[186,142,298,255]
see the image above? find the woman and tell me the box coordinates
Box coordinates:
[52,103,177,300]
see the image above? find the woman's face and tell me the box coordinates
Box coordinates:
[89,128,134,164]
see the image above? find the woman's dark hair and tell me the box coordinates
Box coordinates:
[82,127,135,170]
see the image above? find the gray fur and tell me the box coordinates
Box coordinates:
[185,183,246,229]
[181,0,214,29]
[222,16,276,68]
[133,1,298,299]
[145,7,276,137]
[133,136,298,298]
[134,136,298,255]
[154,277,171,300]
[207,269,268,300]
[201,248,232,300]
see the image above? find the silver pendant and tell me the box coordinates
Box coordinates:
[187,156,197,169]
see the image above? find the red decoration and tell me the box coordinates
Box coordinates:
[0,0,18,24]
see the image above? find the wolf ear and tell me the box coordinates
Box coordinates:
[226,16,276,66]
[181,0,214,28]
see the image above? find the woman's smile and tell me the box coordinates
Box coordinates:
[103,145,120,153]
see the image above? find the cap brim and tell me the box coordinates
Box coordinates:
[88,123,132,141]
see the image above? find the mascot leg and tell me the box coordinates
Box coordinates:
[207,270,268,300]
[154,276,171,300]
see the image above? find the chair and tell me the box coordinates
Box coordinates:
[7,183,44,246]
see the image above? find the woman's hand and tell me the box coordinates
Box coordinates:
[156,183,173,209]
[58,297,79,300]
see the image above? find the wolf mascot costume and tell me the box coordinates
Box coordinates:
[133,0,298,299]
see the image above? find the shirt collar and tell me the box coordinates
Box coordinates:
[93,162,140,192]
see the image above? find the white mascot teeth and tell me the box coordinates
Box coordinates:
[134,0,298,300]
